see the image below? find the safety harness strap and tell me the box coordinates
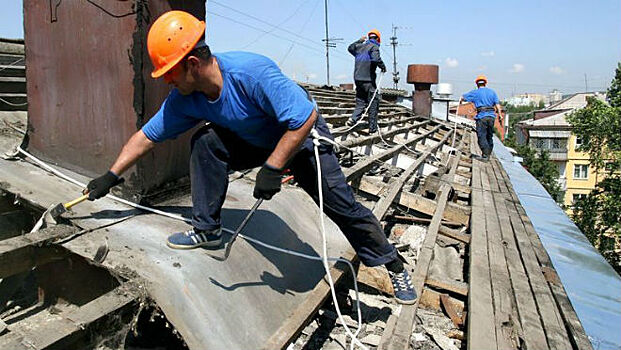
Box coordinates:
[476,106,495,112]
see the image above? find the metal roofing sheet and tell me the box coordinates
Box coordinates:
[493,137,621,350]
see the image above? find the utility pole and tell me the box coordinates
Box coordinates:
[388,25,411,90]
[584,73,588,92]
[321,0,341,86]
[390,24,399,89]
[323,0,330,86]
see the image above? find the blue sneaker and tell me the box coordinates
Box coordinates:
[389,269,418,305]
[166,228,222,250]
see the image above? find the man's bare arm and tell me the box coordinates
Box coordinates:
[266,109,318,169]
[110,130,155,175]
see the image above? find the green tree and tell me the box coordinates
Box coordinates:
[517,145,563,203]
[607,62,621,108]
[567,63,621,274]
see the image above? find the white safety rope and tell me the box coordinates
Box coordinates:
[311,129,368,350]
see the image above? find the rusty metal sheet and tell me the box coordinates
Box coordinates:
[24,0,204,202]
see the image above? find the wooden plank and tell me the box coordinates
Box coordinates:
[419,287,465,313]
[332,116,422,137]
[372,130,454,220]
[0,225,76,278]
[424,174,472,194]
[340,122,435,149]
[389,215,460,228]
[263,250,357,350]
[490,160,592,350]
[383,139,465,350]
[484,164,526,345]
[356,178,470,225]
[486,163,550,349]
[500,186,571,348]
[467,159,497,350]
[438,225,471,244]
[425,277,468,296]
[480,164,520,350]
[0,282,139,349]
[343,125,442,181]
[377,314,398,350]
[482,164,549,350]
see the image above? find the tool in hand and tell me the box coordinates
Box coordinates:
[210,198,263,261]
[31,194,91,232]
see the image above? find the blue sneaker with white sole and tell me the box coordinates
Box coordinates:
[389,269,418,305]
[167,227,223,250]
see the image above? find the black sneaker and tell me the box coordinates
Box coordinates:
[345,119,356,127]
[389,269,418,305]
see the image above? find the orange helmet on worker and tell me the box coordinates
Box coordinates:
[367,29,381,43]
[475,74,488,86]
[147,10,206,79]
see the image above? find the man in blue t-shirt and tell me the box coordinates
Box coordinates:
[82,11,417,304]
[461,75,503,160]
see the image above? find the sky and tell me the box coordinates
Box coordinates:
[2,0,620,99]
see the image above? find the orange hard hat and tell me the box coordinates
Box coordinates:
[475,74,488,85]
[147,10,206,78]
[368,29,381,43]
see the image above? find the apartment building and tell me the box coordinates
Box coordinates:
[515,92,607,212]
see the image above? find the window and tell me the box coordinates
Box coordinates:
[552,139,561,149]
[558,162,566,177]
[572,193,587,204]
[575,136,584,150]
[535,138,546,149]
[573,164,589,179]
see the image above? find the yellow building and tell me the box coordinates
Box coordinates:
[516,92,607,213]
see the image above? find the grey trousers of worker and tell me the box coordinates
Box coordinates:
[350,80,380,132]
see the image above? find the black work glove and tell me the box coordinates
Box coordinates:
[253,163,283,200]
[380,67,387,73]
[85,171,124,200]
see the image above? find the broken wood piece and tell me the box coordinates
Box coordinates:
[440,294,463,327]
[0,225,76,278]
[0,281,140,349]
[425,277,468,297]
[357,265,394,295]
[447,329,464,340]
[356,178,470,225]
[390,215,460,227]
[394,243,410,252]
[438,225,470,244]
[419,288,441,310]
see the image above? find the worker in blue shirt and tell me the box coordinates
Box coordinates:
[345,29,386,133]
[82,11,416,304]
[461,75,503,160]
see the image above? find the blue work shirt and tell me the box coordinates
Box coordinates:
[142,52,315,149]
[462,87,499,119]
